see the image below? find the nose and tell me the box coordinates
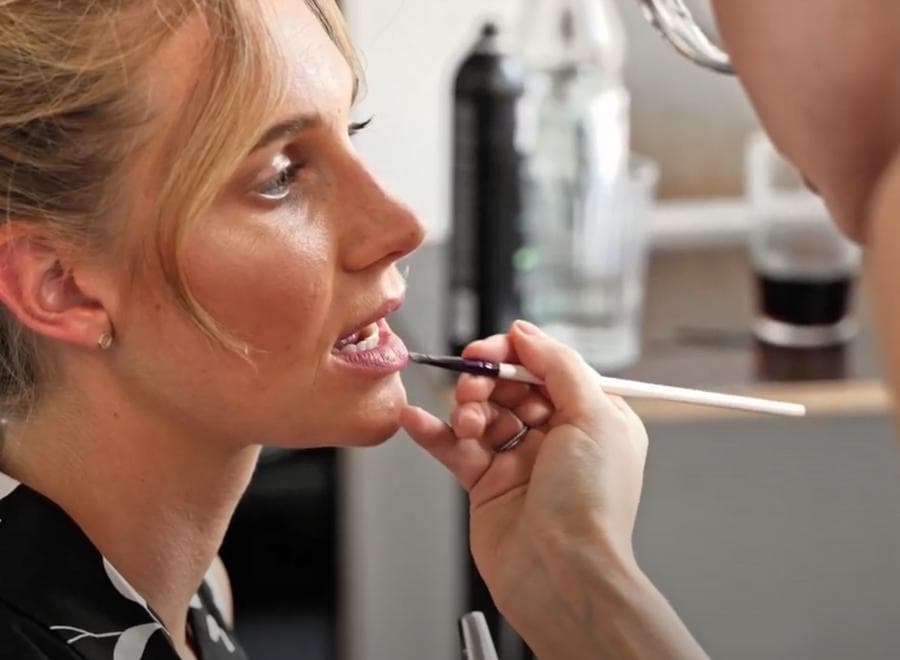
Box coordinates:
[339,159,426,272]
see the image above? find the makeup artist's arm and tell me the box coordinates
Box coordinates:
[401,321,707,659]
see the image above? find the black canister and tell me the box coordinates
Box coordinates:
[448,22,526,354]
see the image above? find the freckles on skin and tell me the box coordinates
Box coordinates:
[181,206,334,362]
[106,0,410,449]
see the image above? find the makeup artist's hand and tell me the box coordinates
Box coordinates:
[403,318,647,587]
[401,320,706,659]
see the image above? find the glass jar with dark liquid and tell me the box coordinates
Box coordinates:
[747,133,861,348]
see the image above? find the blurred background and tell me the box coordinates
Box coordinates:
[344,0,759,241]
[221,1,900,659]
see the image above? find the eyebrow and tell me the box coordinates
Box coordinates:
[250,113,324,153]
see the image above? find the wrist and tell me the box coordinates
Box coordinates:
[517,528,707,660]
[505,528,647,658]
[536,520,643,591]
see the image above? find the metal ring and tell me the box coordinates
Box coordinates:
[495,425,529,453]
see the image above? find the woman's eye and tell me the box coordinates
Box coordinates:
[256,154,302,202]
[253,121,371,203]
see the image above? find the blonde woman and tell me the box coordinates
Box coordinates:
[5,2,897,660]
[0,1,428,658]
[0,0,673,658]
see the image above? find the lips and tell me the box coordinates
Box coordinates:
[333,297,404,351]
[327,295,409,376]
[329,318,409,377]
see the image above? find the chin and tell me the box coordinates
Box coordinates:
[820,156,898,246]
[317,375,409,448]
[355,379,409,446]
[826,192,867,245]
[347,418,404,447]
[324,410,404,448]
[272,411,403,450]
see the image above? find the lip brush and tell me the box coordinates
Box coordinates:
[407,353,807,418]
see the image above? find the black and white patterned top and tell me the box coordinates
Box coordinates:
[0,471,248,659]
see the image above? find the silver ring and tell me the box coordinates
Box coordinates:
[495,425,529,453]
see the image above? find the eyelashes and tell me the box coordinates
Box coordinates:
[254,118,374,203]
[349,117,373,136]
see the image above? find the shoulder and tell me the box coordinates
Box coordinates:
[0,599,77,659]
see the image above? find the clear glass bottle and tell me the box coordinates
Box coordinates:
[516,0,643,371]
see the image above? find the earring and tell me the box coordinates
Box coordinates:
[97,331,114,350]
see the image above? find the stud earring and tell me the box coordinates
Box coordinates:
[97,331,114,350]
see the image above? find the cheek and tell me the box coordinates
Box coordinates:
[182,216,333,352]
[867,155,900,398]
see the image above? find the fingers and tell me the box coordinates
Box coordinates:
[515,394,554,428]
[399,405,492,490]
[466,426,543,508]
[455,334,522,405]
[508,321,619,427]
[456,323,645,451]
[462,333,519,363]
[608,395,649,457]
[451,400,499,440]
[400,404,547,497]
[456,375,531,407]
[452,394,554,440]
[474,406,523,449]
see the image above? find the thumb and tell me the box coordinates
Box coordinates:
[509,320,613,427]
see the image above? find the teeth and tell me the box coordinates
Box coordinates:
[337,322,380,354]
[334,332,359,350]
[356,323,380,351]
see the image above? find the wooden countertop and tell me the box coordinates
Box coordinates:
[395,244,893,423]
[618,246,891,421]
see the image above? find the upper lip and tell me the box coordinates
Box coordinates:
[336,293,406,343]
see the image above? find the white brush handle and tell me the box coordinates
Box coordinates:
[497,363,806,417]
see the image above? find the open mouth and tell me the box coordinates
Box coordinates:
[332,321,381,354]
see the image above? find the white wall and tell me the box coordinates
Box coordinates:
[343,0,518,244]
[343,0,760,244]
[620,0,760,198]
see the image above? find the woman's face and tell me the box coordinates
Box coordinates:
[112,0,425,449]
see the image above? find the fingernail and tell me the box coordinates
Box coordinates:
[514,320,543,336]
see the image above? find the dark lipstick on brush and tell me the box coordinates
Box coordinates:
[408,352,501,378]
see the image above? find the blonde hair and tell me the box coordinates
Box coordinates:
[0,0,360,415]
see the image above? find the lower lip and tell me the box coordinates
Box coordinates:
[330,319,409,378]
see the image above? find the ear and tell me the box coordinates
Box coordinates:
[0,227,113,349]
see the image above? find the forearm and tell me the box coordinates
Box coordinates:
[512,538,708,660]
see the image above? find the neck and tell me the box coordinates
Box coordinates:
[0,387,260,645]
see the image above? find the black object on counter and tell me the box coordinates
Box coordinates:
[448,22,526,355]
[757,273,852,327]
